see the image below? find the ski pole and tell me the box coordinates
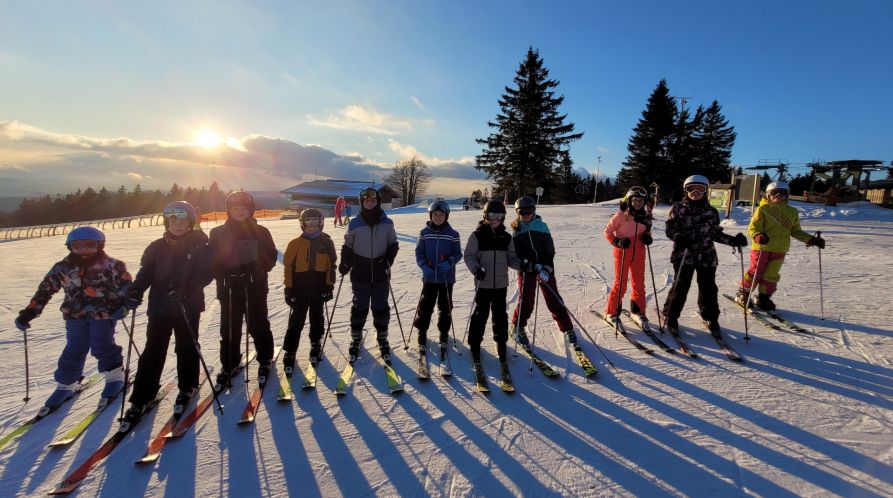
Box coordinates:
[119,315,143,359]
[23,329,30,402]
[320,274,344,354]
[737,248,750,341]
[244,285,251,385]
[120,310,137,422]
[446,284,460,355]
[613,245,627,335]
[227,285,234,385]
[178,300,224,415]
[461,278,481,353]
[511,269,527,356]
[746,250,765,312]
[538,281,617,369]
[528,278,541,375]
[645,245,664,333]
[386,267,409,349]
[817,230,825,320]
[666,248,689,330]
[403,287,424,350]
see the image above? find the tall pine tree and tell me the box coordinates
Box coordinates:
[476,48,583,202]
[618,79,676,200]
[692,100,736,182]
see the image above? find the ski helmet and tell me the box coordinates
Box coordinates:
[65,226,105,251]
[225,191,255,216]
[683,175,709,188]
[428,200,450,221]
[482,200,506,220]
[766,181,790,193]
[358,187,381,209]
[163,201,197,230]
[299,208,324,230]
[623,186,649,203]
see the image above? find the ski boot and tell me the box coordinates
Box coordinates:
[347,329,363,365]
[514,325,531,348]
[700,314,722,337]
[756,293,776,311]
[308,341,321,366]
[257,360,273,388]
[119,404,145,433]
[213,369,234,393]
[39,382,79,416]
[173,388,197,417]
[563,328,579,347]
[499,361,514,391]
[735,288,752,308]
[377,330,391,365]
[665,315,679,334]
[282,351,296,377]
[100,366,125,399]
[439,341,448,358]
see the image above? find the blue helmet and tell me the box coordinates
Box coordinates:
[163,201,198,229]
[65,226,105,250]
[428,200,450,221]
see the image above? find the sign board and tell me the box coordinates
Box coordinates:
[708,188,732,211]
[535,187,544,197]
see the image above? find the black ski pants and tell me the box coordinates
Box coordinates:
[219,278,274,373]
[129,310,201,406]
[413,283,453,346]
[662,264,720,322]
[349,280,390,332]
[468,287,508,362]
[283,296,325,354]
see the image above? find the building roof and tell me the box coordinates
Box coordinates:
[280,179,395,198]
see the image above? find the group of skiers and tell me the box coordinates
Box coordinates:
[14,175,827,420]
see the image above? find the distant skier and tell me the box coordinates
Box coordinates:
[343,201,353,224]
[121,201,213,427]
[334,196,346,227]
[510,196,577,347]
[662,176,748,334]
[338,187,399,364]
[602,186,654,322]
[413,200,462,363]
[15,227,130,415]
[282,208,336,374]
[463,200,520,380]
[735,181,826,310]
[209,191,277,391]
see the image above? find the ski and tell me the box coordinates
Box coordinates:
[134,369,211,464]
[694,317,744,362]
[276,358,294,402]
[49,380,176,495]
[515,343,560,377]
[573,347,598,376]
[592,311,654,355]
[238,346,282,425]
[623,311,675,353]
[417,354,430,380]
[48,378,134,449]
[474,365,490,393]
[439,349,452,377]
[301,362,318,389]
[764,310,811,334]
[0,373,104,451]
[723,294,785,332]
[384,361,403,393]
[333,362,355,396]
[170,351,257,439]
[499,366,515,393]
[667,329,699,358]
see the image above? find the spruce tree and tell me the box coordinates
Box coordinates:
[476,47,583,202]
[618,79,676,200]
[692,100,736,182]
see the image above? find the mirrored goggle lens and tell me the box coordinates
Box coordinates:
[518,207,535,216]
[163,208,189,219]
[71,240,98,249]
[302,217,322,226]
[685,185,707,193]
[360,189,377,200]
[768,190,789,197]
[485,213,505,221]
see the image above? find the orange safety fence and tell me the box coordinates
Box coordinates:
[199,209,284,223]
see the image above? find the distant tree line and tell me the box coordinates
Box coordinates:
[0,182,228,228]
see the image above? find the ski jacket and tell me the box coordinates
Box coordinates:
[463,221,520,289]
[415,221,462,284]
[130,230,213,317]
[603,209,652,250]
[22,252,131,320]
[341,210,398,283]
[209,217,278,294]
[284,232,337,295]
[748,197,812,253]
[511,216,555,273]
[665,197,737,268]
[335,196,345,216]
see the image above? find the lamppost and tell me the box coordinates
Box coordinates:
[592,156,601,204]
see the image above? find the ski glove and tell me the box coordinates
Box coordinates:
[612,237,631,249]
[731,233,748,247]
[474,267,486,281]
[321,286,334,302]
[422,265,435,280]
[125,296,142,311]
[284,287,297,307]
[753,233,770,245]
[640,233,653,246]
[537,270,550,283]
[111,307,128,320]
[15,309,36,331]
[338,261,351,275]
[436,259,452,272]
[806,235,825,249]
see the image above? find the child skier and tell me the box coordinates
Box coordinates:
[413,200,462,366]
[282,209,336,374]
[209,191,278,391]
[603,186,654,322]
[15,227,130,415]
[510,196,577,348]
[662,175,748,334]
[735,181,826,310]
[463,200,520,382]
[338,187,399,364]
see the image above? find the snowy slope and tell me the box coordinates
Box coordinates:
[1,202,891,497]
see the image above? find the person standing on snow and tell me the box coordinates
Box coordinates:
[463,200,520,378]
[15,227,130,415]
[662,175,748,334]
[735,181,826,311]
[209,191,277,391]
[413,200,462,362]
[338,187,399,364]
[603,186,655,322]
[121,201,213,427]
[509,196,578,348]
[282,208,336,374]
[334,196,346,227]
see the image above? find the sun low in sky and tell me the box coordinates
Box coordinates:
[193,129,224,149]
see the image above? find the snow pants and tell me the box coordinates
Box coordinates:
[56,319,123,385]
[605,244,647,317]
[219,277,274,374]
[662,264,720,322]
[130,310,201,406]
[413,283,453,346]
[350,280,390,332]
[468,287,508,362]
[739,250,786,295]
[283,296,325,354]
[512,272,573,331]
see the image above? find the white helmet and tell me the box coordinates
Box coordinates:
[683,175,709,188]
[766,181,789,192]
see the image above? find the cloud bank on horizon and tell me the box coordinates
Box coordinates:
[0,120,487,198]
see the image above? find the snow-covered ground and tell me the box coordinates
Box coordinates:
[1,201,891,497]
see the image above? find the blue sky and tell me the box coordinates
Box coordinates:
[1,1,891,198]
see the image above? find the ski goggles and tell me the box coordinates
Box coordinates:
[485,213,505,221]
[517,207,535,216]
[163,207,190,219]
[768,189,789,198]
[301,217,322,227]
[685,185,707,194]
[70,240,99,250]
[360,188,378,201]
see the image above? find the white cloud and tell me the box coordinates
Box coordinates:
[386,139,482,180]
[0,164,29,172]
[596,146,609,154]
[127,172,146,180]
[307,104,415,136]
[410,96,425,110]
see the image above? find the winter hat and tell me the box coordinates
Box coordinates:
[163,201,197,230]
[225,191,255,217]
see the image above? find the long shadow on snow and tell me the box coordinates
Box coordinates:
[0,401,74,495]
[611,360,891,496]
[213,381,266,497]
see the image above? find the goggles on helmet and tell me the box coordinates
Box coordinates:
[768,189,789,198]
[360,188,378,200]
[518,207,535,216]
[70,240,99,250]
[685,184,707,194]
[163,207,190,219]
[485,212,506,221]
[302,217,322,227]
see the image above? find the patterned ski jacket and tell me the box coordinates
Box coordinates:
[22,251,132,320]
[748,197,812,253]
[130,230,213,317]
[665,197,737,268]
[415,221,462,284]
[463,221,520,289]
[511,216,555,273]
[283,232,337,295]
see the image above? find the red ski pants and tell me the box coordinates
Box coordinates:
[739,250,786,295]
[605,243,647,317]
[511,272,573,332]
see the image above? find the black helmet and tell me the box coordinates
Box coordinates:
[163,201,197,230]
[299,208,324,230]
[482,200,506,219]
[514,196,536,214]
[225,191,255,216]
[428,200,450,221]
[358,187,381,209]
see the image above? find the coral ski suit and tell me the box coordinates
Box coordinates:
[603,209,651,317]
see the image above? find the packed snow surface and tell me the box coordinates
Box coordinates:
[1,201,891,497]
